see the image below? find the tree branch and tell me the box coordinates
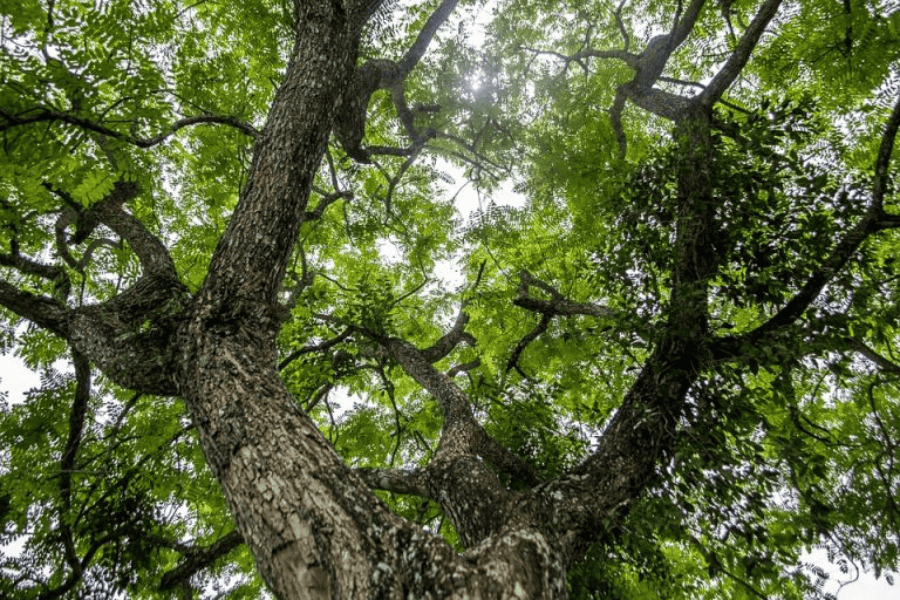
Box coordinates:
[355,467,431,497]
[699,0,783,107]
[447,358,480,377]
[419,305,476,363]
[58,350,91,577]
[0,251,71,298]
[383,337,540,485]
[0,108,259,147]
[0,281,70,336]
[334,0,459,161]
[507,270,614,372]
[846,337,900,376]
[303,189,354,221]
[711,92,900,361]
[397,0,460,76]
[82,181,179,280]
[506,313,550,376]
[518,46,638,73]
[278,328,354,371]
[158,530,245,591]
[873,87,900,211]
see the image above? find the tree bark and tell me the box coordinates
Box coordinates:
[0,2,815,598]
[171,2,570,596]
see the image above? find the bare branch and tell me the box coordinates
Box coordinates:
[0,281,70,336]
[304,189,354,221]
[514,271,615,319]
[614,0,631,52]
[58,350,91,576]
[0,108,259,147]
[518,46,637,74]
[396,0,460,77]
[382,135,431,214]
[0,250,70,298]
[356,467,430,497]
[873,90,900,210]
[299,383,329,413]
[447,358,480,377]
[77,238,120,272]
[506,313,550,375]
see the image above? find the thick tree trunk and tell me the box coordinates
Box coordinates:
[175,325,570,597]
[0,3,736,597]
[174,7,720,596]
[169,2,570,597]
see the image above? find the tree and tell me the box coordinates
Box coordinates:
[1,0,900,597]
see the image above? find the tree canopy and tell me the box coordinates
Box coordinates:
[2,0,900,598]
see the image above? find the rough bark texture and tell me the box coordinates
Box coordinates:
[168,2,572,596]
[14,1,900,598]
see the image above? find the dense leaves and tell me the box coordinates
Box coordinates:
[2,0,900,598]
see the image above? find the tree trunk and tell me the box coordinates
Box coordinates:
[167,2,571,597]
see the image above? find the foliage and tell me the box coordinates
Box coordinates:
[1,0,900,598]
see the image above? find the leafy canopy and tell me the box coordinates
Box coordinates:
[1,0,900,598]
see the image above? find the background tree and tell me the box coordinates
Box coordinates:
[1,0,900,598]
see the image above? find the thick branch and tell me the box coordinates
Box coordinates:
[46,179,178,280]
[84,181,179,279]
[159,531,244,592]
[65,274,187,395]
[513,296,615,318]
[397,0,460,76]
[384,337,540,487]
[622,86,692,121]
[632,0,707,88]
[1,261,182,396]
[334,0,458,161]
[0,281,69,336]
[356,467,431,497]
[384,337,477,431]
[419,306,476,363]
[199,6,360,316]
[699,0,783,107]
